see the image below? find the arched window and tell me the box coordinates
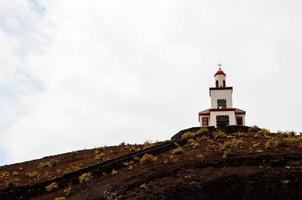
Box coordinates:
[216,80,219,87]
[223,80,226,87]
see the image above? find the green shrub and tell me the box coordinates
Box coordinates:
[171,147,184,155]
[181,128,209,140]
[248,125,261,133]
[196,128,209,136]
[257,129,271,136]
[221,139,244,150]
[213,131,226,139]
[140,154,158,164]
[181,132,195,140]
[265,138,282,149]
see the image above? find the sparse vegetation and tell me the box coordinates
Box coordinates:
[95,152,105,160]
[143,141,154,149]
[26,171,40,178]
[129,146,138,152]
[265,138,282,149]
[213,131,227,139]
[38,160,58,168]
[54,197,66,200]
[0,172,9,179]
[248,125,261,133]
[252,143,261,148]
[12,171,19,176]
[111,169,118,175]
[181,132,195,140]
[196,154,205,158]
[223,150,231,158]
[64,186,72,196]
[196,128,209,135]
[79,172,93,184]
[221,139,244,150]
[3,126,302,200]
[171,147,184,155]
[181,128,209,140]
[140,154,158,164]
[187,139,199,148]
[256,129,271,137]
[45,182,58,192]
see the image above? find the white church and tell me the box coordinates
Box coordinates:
[199,65,246,128]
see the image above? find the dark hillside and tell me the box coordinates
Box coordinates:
[1,128,302,200]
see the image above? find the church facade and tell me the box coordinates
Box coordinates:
[199,65,246,128]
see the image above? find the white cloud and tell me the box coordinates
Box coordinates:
[1,0,302,165]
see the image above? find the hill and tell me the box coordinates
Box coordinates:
[1,127,302,200]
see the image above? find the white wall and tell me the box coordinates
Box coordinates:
[209,111,236,127]
[210,89,233,108]
[215,74,226,87]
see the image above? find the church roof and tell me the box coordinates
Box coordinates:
[234,108,246,114]
[199,109,211,115]
[199,108,246,115]
[214,67,226,77]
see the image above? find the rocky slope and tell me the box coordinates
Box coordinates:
[1,128,302,200]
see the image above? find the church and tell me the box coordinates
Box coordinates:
[199,65,246,128]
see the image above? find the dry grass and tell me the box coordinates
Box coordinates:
[64,186,72,196]
[45,182,58,192]
[54,197,66,200]
[26,172,40,178]
[111,169,118,176]
[38,160,58,168]
[213,131,227,139]
[79,172,93,184]
[140,154,158,164]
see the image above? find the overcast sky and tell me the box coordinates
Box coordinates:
[0,0,302,165]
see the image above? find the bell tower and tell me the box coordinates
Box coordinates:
[210,65,233,109]
[199,64,246,128]
[214,63,226,88]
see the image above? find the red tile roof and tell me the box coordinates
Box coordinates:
[214,67,226,76]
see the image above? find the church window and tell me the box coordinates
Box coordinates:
[216,80,219,87]
[217,99,226,109]
[236,117,243,125]
[223,80,226,87]
[202,118,208,126]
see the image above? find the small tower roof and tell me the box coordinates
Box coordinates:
[214,65,226,77]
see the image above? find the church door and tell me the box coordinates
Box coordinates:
[216,115,229,129]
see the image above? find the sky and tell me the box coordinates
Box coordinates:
[0,0,302,165]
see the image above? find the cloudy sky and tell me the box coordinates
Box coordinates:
[0,0,302,165]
